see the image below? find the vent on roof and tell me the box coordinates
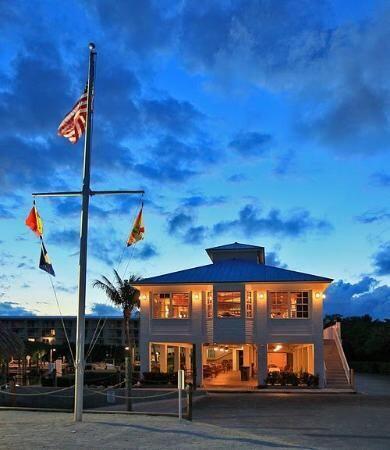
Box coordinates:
[206,242,265,264]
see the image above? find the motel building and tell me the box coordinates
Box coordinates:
[136,243,352,389]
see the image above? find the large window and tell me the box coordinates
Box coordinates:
[269,291,310,319]
[217,292,241,318]
[153,293,189,319]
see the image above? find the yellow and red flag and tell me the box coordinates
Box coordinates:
[127,205,144,246]
[25,204,43,237]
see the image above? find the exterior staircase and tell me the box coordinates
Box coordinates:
[323,322,353,389]
[323,339,350,388]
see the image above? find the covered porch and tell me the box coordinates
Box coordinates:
[202,344,258,388]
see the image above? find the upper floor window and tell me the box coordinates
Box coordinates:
[246,291,253,318]
[153,293,190,319]
[269,291,310,319]
[217,291,241,318]
[207,292,213,319]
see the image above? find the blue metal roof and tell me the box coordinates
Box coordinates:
[206,242,263,251]
[137,259,332,285]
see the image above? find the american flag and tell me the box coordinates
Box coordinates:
[58,88,88,144]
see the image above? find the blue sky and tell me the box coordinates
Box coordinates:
[0,0,389,318]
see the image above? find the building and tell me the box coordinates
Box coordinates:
[136,242,352,388]
[0,316,139,348]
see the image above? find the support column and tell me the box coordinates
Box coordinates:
[314,341,324,388]
[160,344,167,373]
[173,346,180,371]
[195,343,202,387]
[185,347,191,371]
[257,343,267,387]
[139,340,150,375]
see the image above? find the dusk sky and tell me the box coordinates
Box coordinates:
[0,0,389,319]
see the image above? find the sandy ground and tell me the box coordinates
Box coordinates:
[0,410,302,450]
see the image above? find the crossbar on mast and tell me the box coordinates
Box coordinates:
[32,189,144,198]
[32,191,83,197]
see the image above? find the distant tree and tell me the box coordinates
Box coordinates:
[92,270,141,409]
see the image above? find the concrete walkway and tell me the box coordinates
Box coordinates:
[0,410,307,449]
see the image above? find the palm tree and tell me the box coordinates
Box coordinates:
[92,270,141,410]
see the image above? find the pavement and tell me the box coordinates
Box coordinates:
[1,374,389,449]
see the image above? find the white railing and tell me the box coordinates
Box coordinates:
[323,322,351,385]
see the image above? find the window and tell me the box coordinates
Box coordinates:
[153,293,189,319]
[217,291,241,318]
[269,291,310,319]
[290,292,309,318]
[171,293,189,318]
[246,291,253,318]
[207,292,213,318]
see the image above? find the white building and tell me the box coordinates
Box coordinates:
[137,243,351,389]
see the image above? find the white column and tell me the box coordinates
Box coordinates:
[160,344,167,373]
[185,347,191,371]
[174,346,180,371]
[257,343,267,387]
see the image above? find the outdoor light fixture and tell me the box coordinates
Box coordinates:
[125,346,130,351]
[258,292,265,299]
[193,292,199,300]
[140,294,146,301]
[322,294,326,299]
[315,292,321,299]
[273,344,282,352]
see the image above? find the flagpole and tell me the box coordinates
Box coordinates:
[74,42,96,422]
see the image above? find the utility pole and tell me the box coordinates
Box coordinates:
[32,43,144,422]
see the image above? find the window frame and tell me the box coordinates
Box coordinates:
[245,291,253,319]
[268,290,311,319]
[217,291,241,319]
[206,291,213,319]
[152,292,190,319]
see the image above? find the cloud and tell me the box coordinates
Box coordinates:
[48,229,79,248]
[229,131,272,157]
[89,302,122,317]
[325,276,390,319]
[213,204,332,238]
[273,149,296,177]
[371,172,390,187]
[228,174,246,183]
[0,301,36,316]
[266,251,287,268]
[183,226,208,245]
[180,195,226,208]
[0,204,15,219]
[356,210,390,224]
[167,211,193,234]
[133,243,158,260]
[141,96,204,136]
[55,283,77,294]
[372,242,390,276]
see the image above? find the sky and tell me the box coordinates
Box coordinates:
[0,0,389,319]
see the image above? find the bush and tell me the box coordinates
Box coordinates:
[351,361,390,375]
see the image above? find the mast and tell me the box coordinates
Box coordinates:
[74,42,96,422]
[32,43,144,422]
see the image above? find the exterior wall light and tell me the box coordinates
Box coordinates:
[258,292,265,299]
[322,294,326,299]
[315,292,322,299]
[193,292,199,300]
[140,294,147,301]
